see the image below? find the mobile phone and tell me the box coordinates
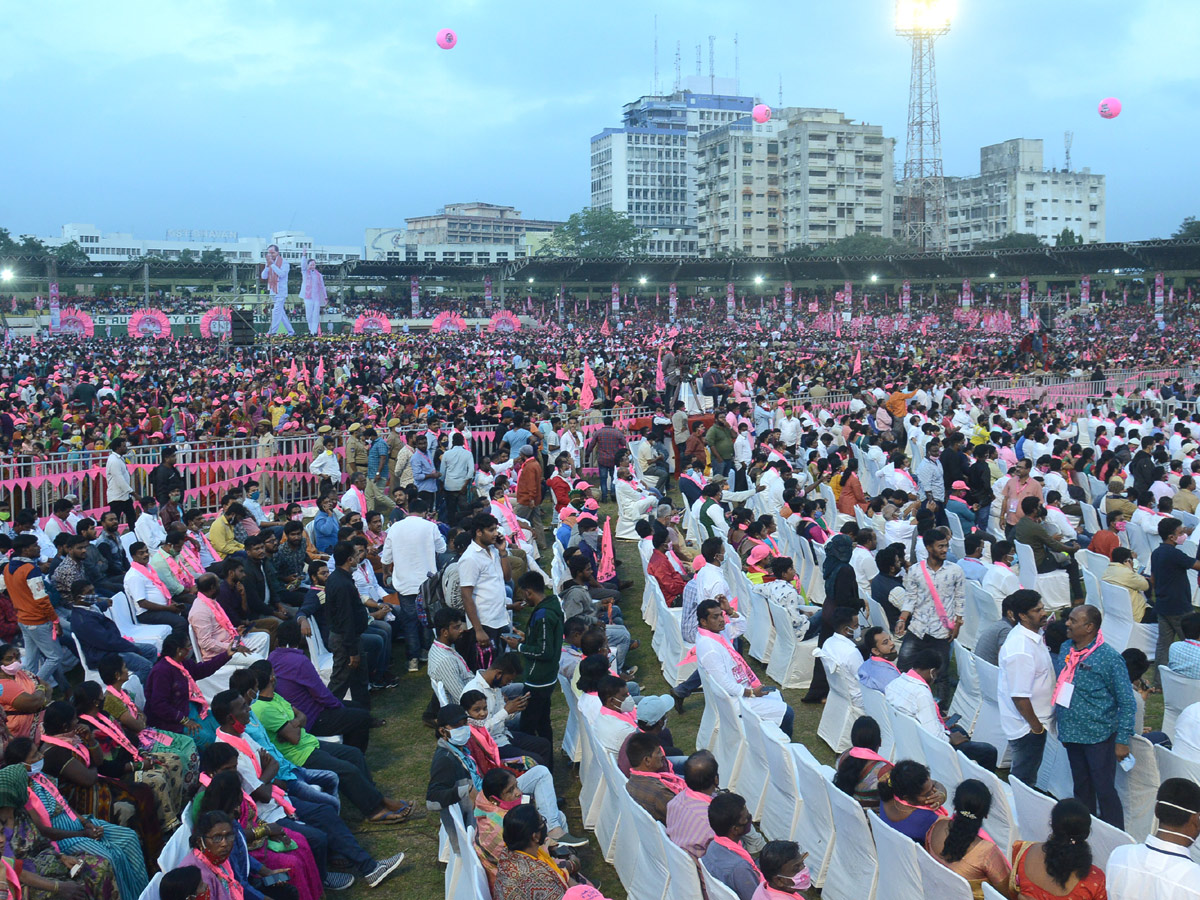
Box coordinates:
[944,713,962,728]
[70,862,84,879]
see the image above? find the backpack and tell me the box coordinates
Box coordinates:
[419,567,447,621]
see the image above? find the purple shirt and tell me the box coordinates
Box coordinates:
[269,646,342,724]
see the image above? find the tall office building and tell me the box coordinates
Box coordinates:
[590,77,754,256]
[695,108,895,256]
[939,139,1106,250]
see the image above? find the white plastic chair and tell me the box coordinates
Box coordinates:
[72,633,104,688]
[1085,811,1136,871]
[1013,540,1071,611]
[661,830,704,899]
[958,754,1017,857]
[946,511,967,561]
[1081,568,1104,611]
[738,714,781,823]
[591,726,627,862]
[1159,665,1200,738]
[1116,734,1160,842]
[1154,742,1200,790]
[623,799,671,900]
[120,531,137,562]
[157,800,194,870]
[917,725,964,800]
[764,597,816,689]
[705,671,748,792]
[106,591,172,650]
[577,715,606,830]
[861,688,896,760]
[890,709,927,766]
[914,837,974,900]
[306,621,334,682]
[792,745,836,888]
[970,656,1012,767]
[137,873,164,900]
[867,810,925,900]
[558,674,581,763]
[700,871,741,900]
[815,651,863,754]
[610,784,643,887]
[1100,580,1158,658]
[758,721,805,841]
[1036,729,1076,801]
[962,581,1000,651]
[1010,775,1055,842]
[947,640,982,733]
[822,775,879,900]
[1080,504,1103,538]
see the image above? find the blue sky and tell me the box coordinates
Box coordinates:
[1,0,1195,246]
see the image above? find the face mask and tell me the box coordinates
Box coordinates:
[790,869,813,891]
[447,725,471,746]
[619,696,636,714]
[27,759,43,776]
[247,691,259,704]
[249,491,260,501]
[290,514,302,522]
[1113,521,1127,532]
[0,661,21,676]
[497,797,523,811]
[229,718,246,736]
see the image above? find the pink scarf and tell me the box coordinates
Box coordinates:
[918,561,955,632]
[599,705,638,726]
[190,529,222,563]
[29,772,80,826]
[1052,632,1105,705]
[80,712,141,761]
[105,684,174,748]
[131,560,172,600]
[349,485,368,515]
[698,627,761,689]
[215,729,296,815]
[493,501,523,537]
[50,515,74,536]
[631,768,686,794]
[165,656,210,717]
[905,671,946,728]
[193,850,245,900]
[197,593,238,642]
[162,551,196,591]
[303,263,327,304]
[846,747,891,764]
[712,836,761,876]
[41,733,90,765]
[264,256,282,295]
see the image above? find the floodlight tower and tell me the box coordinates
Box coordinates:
[896,0,952,251]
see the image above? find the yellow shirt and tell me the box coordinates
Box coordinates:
[208,515,243,557]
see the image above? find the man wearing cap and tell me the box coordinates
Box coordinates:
[344,423,369,477]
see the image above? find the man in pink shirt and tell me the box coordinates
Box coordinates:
[188,572,269,666]
[1002,458,1044,534]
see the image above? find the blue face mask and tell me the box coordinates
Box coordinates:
[249,491,260,501]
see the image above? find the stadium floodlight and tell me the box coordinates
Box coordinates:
[528,277,534,283]
[754,275,763,285]
[639,276,647,285]
[990,272,997,278]
[0,269,11,282]
[870,274,879,283]
[895,0,954,35]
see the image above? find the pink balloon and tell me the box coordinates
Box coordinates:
[752,103,772,124]
[436,28,457,49]
[1098,97,1121,119]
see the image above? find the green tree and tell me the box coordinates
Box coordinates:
[179,248,197,263]
[1054,227,1083,247]
[972,232,1044,251]
[1173,217,1200,240]
[786,233,915,258]
[199,248,226,264]
[539,208,644,257]
[52,241,90,266]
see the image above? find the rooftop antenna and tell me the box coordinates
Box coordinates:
[778,74,783,106]
[1064,130,1074,172]
[708,35,715,92]
[695,44,701,76]
[674,41,681,91]
[653,15,659,94]
[734,32,739,94]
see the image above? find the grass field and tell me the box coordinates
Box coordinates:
[350,497,1164,900]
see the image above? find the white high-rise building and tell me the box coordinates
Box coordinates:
[941,139,1106,250]
[41,224,361,263]
[590,77,755,256]
[696,108,895,256]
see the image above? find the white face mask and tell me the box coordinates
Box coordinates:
[619,696,636,714]
[447,725,471,746]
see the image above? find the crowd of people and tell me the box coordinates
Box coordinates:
[0,291,1197,899]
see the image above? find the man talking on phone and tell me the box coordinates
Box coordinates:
[326,540,372,707]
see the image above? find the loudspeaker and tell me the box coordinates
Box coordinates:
[230,309,255,346]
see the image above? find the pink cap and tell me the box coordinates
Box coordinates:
[951,480,969,491]
[573,480,592,490]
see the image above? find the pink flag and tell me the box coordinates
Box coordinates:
[596,517,616,582]
[754,320,763,333]
[580,380,594,410]
[600,319,611,336]
[852,349,862,374]
[582,359,597,390]
[314,358,325,386]
[555,363,568,381]
[655,349,666,392]
[288,359,298,379]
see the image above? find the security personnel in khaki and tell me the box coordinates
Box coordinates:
[343,422,369,476]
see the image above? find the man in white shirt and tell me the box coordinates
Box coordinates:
[1107,778,1200,900]
[457,513,513,667]
[379,497,446,671]
[779,411,802,454]
[558,417,584,469]
[997,590,1055,786]
[123,541,187,631]
[695,537,733,604]
[594,675,639,754]
[133,495,167,551]
[885,647,998,769]
[695,597,794,737]
[850,530,878,602]
[105,437,135,527]
[260,243,294,336]
[982,540,1022,613]
[814,608,864,707]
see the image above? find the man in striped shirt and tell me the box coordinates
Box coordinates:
[665,750,764,859]
[427,608,473,702]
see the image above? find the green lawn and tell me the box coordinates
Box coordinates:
[353,499,1163,899]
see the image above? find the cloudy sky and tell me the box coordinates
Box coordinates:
[1,0,1194,247]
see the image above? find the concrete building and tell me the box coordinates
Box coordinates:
[364,203,562,263]
[940,139,1106,250]
[42,224,361,263]
[695,108,895,256]
[590,77,754,256]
